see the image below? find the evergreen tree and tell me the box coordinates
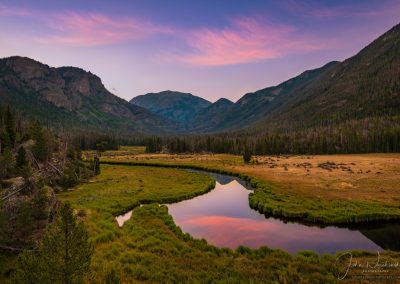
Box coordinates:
[15,146,30,177]
[0,148,14,180]
[13,202,93,284]
[58,162,79,189]
[31,121,49,162]
[93,156,100,175]
[16,147,27,168]
[5,106,16,148]
[243,147,252,163]
[32,185,49,220]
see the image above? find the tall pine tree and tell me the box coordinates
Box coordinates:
[13,202,93,284]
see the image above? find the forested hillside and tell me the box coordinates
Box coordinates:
[130,90,211,124]
[0,106,100,254]
[253,23,400,131]
[143,23,400,155]
[0,57,179,135]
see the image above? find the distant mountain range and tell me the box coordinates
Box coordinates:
[131,23,400,134]
[1,23,399,136]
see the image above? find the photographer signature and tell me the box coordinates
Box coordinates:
[335,251,399,280]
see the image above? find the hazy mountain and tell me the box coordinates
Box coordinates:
[1,23,398,137]
[129,61,337,133]
[190,23,400,133]
[190,98,234,132]
[130,91,211,124]
[249,23,400,132]
[0,56,179,135]
[192,61,338,133]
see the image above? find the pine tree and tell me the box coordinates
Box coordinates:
[16,147,27,168]
[93,156,100,175]
[0,148,14,180]
[5,106,16,148]
[13,202,93,284]
[243,147,252,163]
[32,185,49,220]
[31,121,49,162]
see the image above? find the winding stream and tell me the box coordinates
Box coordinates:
[117,170,400,254]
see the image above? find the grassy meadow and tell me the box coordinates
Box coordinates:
[99,153,400,224]
[57,164,346,283]
[59,162,400,283]
[3,152,399,282]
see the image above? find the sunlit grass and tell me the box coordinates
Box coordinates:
[100,153,400,223]
[58,164,344,283]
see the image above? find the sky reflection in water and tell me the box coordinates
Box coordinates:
[167,173,384,254]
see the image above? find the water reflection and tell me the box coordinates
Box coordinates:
[116,210,132,227]
[167,171,397,254]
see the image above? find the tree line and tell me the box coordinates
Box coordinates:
[0,105,104,283]
[143,115,400,155]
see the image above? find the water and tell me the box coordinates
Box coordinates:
[117,170,400,254]
[116,210,133,227]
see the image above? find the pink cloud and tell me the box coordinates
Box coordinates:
[177,18,325,66]
[0,5,174,46]
[41,12,174,46]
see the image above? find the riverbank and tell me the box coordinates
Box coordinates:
[57,164,345,283]
[98,153,400,224]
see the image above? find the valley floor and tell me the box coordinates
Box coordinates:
[3,152,400,283]
[100,152,400,223]
[58,163,399,283]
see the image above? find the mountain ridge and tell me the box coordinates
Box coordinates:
[0,56,179,135]
[0,23,399,136]
[130,90,211,124]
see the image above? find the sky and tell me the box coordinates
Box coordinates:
[0,0,399,103]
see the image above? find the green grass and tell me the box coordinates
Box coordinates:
[4,163,398,282]
[57,164,344,283]
[103,146,146,156]
[60,165,215,215]
[248,181,400,224]
[100,159,400,224]
[119,146,146,154]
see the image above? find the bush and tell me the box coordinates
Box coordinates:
[57,163,79,189]
[243,147,252,163]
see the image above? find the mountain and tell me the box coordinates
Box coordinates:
[192,61,338,133]
[128,62,337,133]
[0,57,178,135]
[191,23,400,133]
[253,23,400,131]
[130,91,211,124]
[190,98,234,132]
[1,23,399,137]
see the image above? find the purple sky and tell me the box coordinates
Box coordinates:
[1,0,399,102]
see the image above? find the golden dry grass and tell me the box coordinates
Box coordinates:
[101,153,400,206]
